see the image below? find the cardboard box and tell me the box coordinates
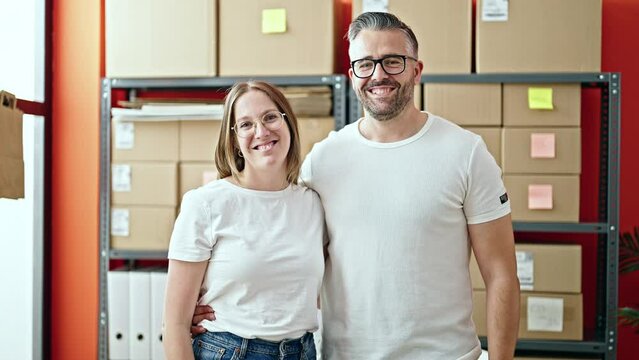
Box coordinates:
[503,84,581,127]
[352,0,471,74]
[473,291,583,340]
[0,91,24,199]
[476,0,601,73]
[106,0,217,78]
[219,0,334,75]
[501,128,581,175]
[463,127,501,167]
[110,206,176,250]
[112,120,179,162]
[179,120,222,162]
[179,162,218,200]
[504,175,580,222]
[298,117,335,159]
[111,162,178,206]
[424,84,501,126]
[470,244,582,293]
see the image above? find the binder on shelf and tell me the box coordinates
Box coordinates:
[151,271,168,360]
[129,271,152,359]
[107,271,129,360]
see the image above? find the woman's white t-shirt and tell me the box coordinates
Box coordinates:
[168,179,325,341]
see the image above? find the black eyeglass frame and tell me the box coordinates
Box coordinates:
[350,54,418,79]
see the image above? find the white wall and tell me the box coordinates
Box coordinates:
[0,0,45,358]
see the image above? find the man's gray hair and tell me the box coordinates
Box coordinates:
[347,12,419,57]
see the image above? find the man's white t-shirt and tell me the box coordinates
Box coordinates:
[168,179,325,341]
[301,114,511,360]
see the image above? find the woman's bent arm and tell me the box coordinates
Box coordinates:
[163,259,209,360]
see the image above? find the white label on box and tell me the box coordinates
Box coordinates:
[516,251,534,290]
[115,122,135,149]
[111,208,130,237]
[527,297,564,332]
[362,0,388,13]
[112,164,131,192]
[482,0,508,22]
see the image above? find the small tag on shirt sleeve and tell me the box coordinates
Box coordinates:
[499,192,509,204]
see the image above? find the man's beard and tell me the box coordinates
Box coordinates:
[358,77,414,122]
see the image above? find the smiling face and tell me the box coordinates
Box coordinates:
[349,29,422,121]
[233,89,291,178]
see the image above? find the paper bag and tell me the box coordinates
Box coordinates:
[0,91,25,199]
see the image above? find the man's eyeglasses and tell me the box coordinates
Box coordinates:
[350,55,418,79]
[232,111,286,138]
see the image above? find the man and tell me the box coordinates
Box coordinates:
[193,12,520,360]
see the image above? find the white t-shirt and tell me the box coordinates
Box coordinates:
[301,114,511,360]
[168,179,325,341]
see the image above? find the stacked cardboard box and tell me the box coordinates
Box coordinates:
[424,83,502,166]
[110,119,180,250]
[178,119,220,200]
[476,0,601,73]
[471,244,583,340]
[219,0,335,76]
[106,0,218,78]
[502,84,582,222]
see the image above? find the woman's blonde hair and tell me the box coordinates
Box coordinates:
[215,81,302,184]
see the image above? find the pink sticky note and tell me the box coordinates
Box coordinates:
[530,133,556,158]
[528,184,553,210]
[201,170,218,185]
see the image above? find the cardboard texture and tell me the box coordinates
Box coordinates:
[179,162,217,200]
[424,83,501,126]
[473,291,583,340]
[476,0,601,73]
[0,91,24,199]
[110,206,176,250]
[219,0,334,75]
[279,86,333,117]
[298,117,335,159]
[501,128,581,175]
[111,162,178,206]
[179,120,221,162]
[106,0,217,78]
[504,175,580,222]
[470,244,582,293]
[503,84,581,127]
[353,0,472,74]
[463,127,501,167]
[111,120,179,161]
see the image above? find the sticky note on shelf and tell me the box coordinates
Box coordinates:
[528,87,554,110]
[528,184,553,210]
[530,133,556,158]
[527,297,564,332]
[262,8,287,34]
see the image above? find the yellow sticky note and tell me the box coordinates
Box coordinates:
[528,87,554,110]
[262,9,287,34]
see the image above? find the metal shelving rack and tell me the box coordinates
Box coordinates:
[350,72,621,359]
[98,75,348,359]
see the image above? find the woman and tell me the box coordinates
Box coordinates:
[163,81,324,360]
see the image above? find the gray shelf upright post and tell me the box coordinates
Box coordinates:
[98,78,112,360]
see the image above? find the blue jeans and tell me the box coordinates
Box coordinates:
[192,331,316,360]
